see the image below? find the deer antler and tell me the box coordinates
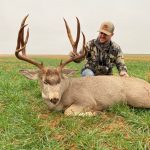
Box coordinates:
[15,15,45,72]
[58,17,87,71]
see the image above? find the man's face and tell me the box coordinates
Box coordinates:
[99,32,113,43]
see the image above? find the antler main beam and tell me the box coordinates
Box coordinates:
[15,15,45,71]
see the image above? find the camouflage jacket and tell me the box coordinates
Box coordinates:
[78,38,127,75]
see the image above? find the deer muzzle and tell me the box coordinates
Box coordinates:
[50,98,59,104]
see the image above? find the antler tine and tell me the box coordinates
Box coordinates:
[63,18,74,49]
[75,17,80,50]
[63,17,80,53]
[20,14,29,55]
[80,32,87,57]
[58,19,86,72]
[21,14,29,27]
[58,32,86,70]
[16,24,27,50]
[15,15,45,71]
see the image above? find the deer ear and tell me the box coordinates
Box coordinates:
[19,69,39,80]
[62,68,77,76]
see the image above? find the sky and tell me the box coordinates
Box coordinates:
[0,0,150,55]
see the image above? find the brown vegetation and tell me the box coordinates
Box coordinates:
[1,54,150,61]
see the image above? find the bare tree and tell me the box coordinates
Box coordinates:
[15,15,150,116]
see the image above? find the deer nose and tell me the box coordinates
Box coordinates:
[50,98,59,104]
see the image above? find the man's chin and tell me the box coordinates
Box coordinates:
[100,40,106,43]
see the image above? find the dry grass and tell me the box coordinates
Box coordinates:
[1,54,150,61]
[0,54,68,59]
[125,54,150,61]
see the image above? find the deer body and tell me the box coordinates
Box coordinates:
[39,75,150,116]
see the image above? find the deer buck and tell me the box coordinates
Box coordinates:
[15,15,150,116]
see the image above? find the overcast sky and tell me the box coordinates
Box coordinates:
[0,0,150,55]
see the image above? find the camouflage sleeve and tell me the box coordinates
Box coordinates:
[115,46,128,73]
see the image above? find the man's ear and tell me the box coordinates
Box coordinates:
[19,69,39,80]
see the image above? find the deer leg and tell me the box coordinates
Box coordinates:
[64,104,98,116]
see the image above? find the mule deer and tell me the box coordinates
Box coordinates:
[15,15,150,116]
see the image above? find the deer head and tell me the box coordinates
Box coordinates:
[15,15,86,109]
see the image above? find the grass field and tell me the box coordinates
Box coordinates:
[0,55,150,150]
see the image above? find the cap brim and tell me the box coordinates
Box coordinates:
[98,29,112,35]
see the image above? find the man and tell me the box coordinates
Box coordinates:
[70,21,129,77]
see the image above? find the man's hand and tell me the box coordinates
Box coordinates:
[119,71,129,77]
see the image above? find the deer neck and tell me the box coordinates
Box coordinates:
[60,77,70,95]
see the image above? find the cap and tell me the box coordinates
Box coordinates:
[98,21,114,35]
